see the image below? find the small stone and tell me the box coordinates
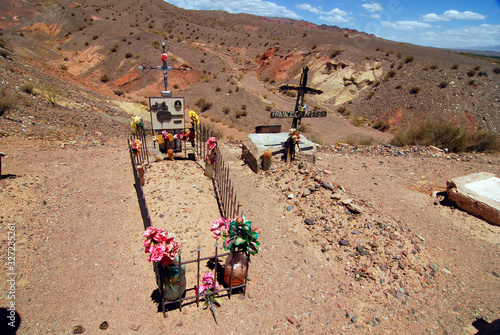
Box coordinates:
[304,218,315,225]
[352,229,360,235]
[396,291,405,299]
[302,189,311,197]
[287,316,299,325]
[380,264,388,271]
[275,177,281,181]
[493,271,500,278]
[416,234,425,241]
[288,193,294,199]
[339,239,350,246]
[428,262,440,273]
[345,203,363,214]
[99,321,109,330]
[442,267,451,274]
[331,193,342,200]
[351,315,359,323]
[73,326,85,334]
[286,206,294,211]
[356,245,369,256]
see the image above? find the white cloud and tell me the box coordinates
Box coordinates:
[381,20,433,31]
[421,9,485,22]
[416,24,500,49]
[319,15,350,24]
[361,2,383,13]
[166,0,301,19]
[295,3,350,23]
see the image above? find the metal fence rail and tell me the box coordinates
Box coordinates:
[129,131,149,166]
[128,140,151,230]
[157,245,248,317]
[213,146,241,219]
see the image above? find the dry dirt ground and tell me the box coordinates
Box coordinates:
[1,134,500,334]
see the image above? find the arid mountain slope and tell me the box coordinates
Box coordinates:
[0,0,499,145]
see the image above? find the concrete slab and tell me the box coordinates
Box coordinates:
[446,172,500,226]
[242,133,317,173]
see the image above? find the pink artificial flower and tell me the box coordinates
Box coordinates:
[152,228,169,243]
[199,272,220,294]
[206,137,217,151]
[210,217,230,240]
[149,244,166,263]
[143,226,159,239]
[144,238,152,253]
[173,134,179,140]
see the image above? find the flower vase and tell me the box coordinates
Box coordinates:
[205,154,214,179]
[223,252,248,286]
[160,257,186,301]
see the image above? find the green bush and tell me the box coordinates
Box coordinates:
[0,88,16,115]
[438,81,448,88]
[20,82,34,95]
[390,119,500,152]
[194,97,212,112]
[409,86,420,94]
[40,84,63,105]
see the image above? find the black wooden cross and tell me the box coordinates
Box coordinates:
[276,66,324,130]
[138,41,190,92]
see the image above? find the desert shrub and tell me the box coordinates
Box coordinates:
[60,63,68,70]
[451,64,459,69]
[92,34,99,40]
[478,71,487,77]
[222,106,230,115]
[20,82,34,95]
[384,70,396,80]
[125,52,133,58]
[39,84,63,105]
[466,70,476,77]
[265,105,272,111]
[473,66,481,71]
[241,104,247,110]
[0,88,16,115]
[390,119,500,152]
[404,55,414,63]
[215,86,221,92]
[372,120,390,132]
[113,89,123,96]
[235,110,247,118]
[367,91,375,99]
[438,81,448,88]
[397,63,404,70]
[194,97,212,112]
[330,49,344,58]
[468,79,475,85]
[351,116,365,127]
[285,91,296,98]
[493,67,500,74]
[429,64,439,70]
[337,106,350,116]
[344,135,374,146]
[409,86,420,94]
[395,84,402,90]
[100,74,111,83]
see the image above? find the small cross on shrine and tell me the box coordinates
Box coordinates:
[138,41,190,94]
[271,66,326,162]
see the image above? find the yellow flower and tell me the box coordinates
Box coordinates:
[189,111,199,125]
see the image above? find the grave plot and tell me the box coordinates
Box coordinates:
[129,131,259,321]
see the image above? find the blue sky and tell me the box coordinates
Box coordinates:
[165,0,500,50]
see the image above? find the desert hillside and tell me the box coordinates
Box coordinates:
[0,0,499,146]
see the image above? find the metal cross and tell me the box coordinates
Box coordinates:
[138,41,190,92]
[279,66,323,130]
